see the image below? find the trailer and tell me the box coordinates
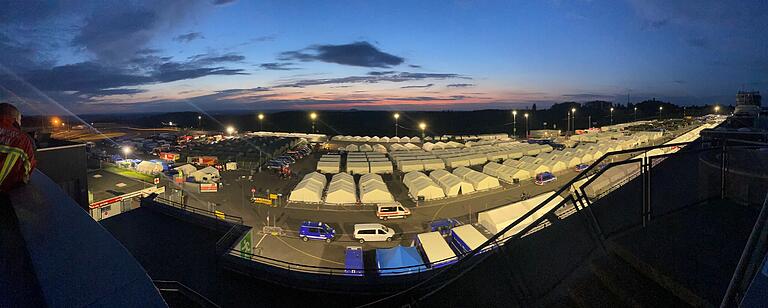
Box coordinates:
[344,246,364,276]
[416,231,457,268]
[450,224,491,255]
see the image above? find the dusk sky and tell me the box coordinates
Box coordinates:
[0,0,766,114]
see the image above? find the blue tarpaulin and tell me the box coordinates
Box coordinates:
[376,245,427,276]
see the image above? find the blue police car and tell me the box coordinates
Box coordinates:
[299,221,336,243]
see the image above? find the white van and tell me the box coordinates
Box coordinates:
[353,223,396,243]
[376,204,411,220]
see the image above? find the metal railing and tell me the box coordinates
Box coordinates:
[153,280,219,308]
[153,196,244,225]
[720,192,768,307]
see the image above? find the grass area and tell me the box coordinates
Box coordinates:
[103,165,155,183]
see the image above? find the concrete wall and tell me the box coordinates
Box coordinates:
[35,144,89,209]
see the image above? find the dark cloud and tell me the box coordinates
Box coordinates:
[259,62,299,70]
[174,32,204,43]
[367,71,397,76]
[214,87,271,94]
[212,0,237,5]
[82,88,148,97]
[385,95,469,101]
[447,83,475,88]
[400,84,433,89]
[274,71,468,88]
[562,93,612,100]
[188,53,245,66]
[153,62,246,83]
[409,64,422,68]
[278,41,404,68]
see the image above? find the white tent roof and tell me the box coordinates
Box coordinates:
[431,171,475,197]
[417,231,456,265]
[408,178,445,200]
[325,177,356,204]
[345,144,359,152]
[359,144,374,152]
[369,161,393,174]
[174,164,197,176]
[453,167,500,190]
[478,191,564,239]
[450,224,488,252]
[359,181,394,203]
[289,178,325,203]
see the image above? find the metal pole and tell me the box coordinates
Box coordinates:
[567,112,570,136]
[395,118,398,137]
[513,115,517,137]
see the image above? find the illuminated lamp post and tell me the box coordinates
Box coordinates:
[571,107,577,132]
[393,113,400,137]
[512,110,517,137]
[610,107,614,125]
[122,146,132,160]
[419,122,427,139]
[524,113,529,138]
[258,113,265,131]
[310,112,317,133]
[658,106,663,120]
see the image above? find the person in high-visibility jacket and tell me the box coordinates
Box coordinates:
[0,103,36,192]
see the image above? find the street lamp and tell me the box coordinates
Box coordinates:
[634,107,638,122]
[610,107,615,125]
[310,112,317,133]
[258,113,265,131]
[571,107,576,132]
[512,110,517,137]
[524,113,529,138]
[419,122,426,139]
[226,126,235,135]
[197,115,202,129]
[659,106,663,120]
[393,113,400,137]
[122,146,132,160]
[714,105,720,115]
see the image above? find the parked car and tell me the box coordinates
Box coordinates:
[299,221,336,243]
[534,172,557,185]
[376,204,411,220]
[429,218,461,236]
[574,164,589,172]
[353,223,395,243]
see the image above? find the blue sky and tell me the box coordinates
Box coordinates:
[0,0,766,114]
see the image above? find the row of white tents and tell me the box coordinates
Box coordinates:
[340,143,388,153]
[346,152,394,174]
[317,154,341,173]
[288,172,395,204]
[332,135,422,143]
[403,171,446,200]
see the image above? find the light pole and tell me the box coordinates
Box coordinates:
[226,126,235,135]
[122,146,131,160]
[566,111,571,136]
[310,112,317,133]
[714,105,720,115]
[393,113,400,137]
[588,115,592,129]
[197,115,202,129]
[258,113,264,131]
[658,106,663,120]
[571,108,576,133]
[610,107,615,125]
[634,107,637,122]
[524,113,529,138]
[512,110,517,137]
[419,122,426,139]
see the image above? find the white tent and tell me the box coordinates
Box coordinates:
[517,162,550,175]
[369,161,393,174]
[380,136,391,143]
[467,153,488,166]
[477,192,564,239]
[401,136,412,143]
[399,159,424,172]
[373,144,388,153]
[136,161,164,174]
[541,160,567,173]
[422,159,446,171]
[560,156,582,168]
[174,164,197,177]
[417,231,457,267]
[403,171,428,186]
[345,144,359,152]
[288,172,327,203]
[519,156,541,164]
[359,174,394,203]
[391,136,401,143]
[407,177,446,200]
[443,156,471,168]
[190,166,220,183]
[430,170,474,197]
[410,136,421,143]
[453,167,500,191]
[317,160,340,174]
[502,159,523,168]
[347,161,370,174]
[359,144,374,152]
[325,173,357,204]
[404,143,420,151]
[483,162,530,183]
